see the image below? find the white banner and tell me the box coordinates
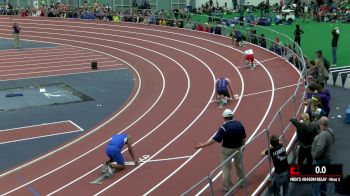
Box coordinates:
[33,0,39,9]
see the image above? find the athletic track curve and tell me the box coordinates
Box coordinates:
[0,16,302,196]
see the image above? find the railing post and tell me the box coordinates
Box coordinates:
[278,110,286,147]
[208,177,214,196]
[266,128,273,182]
[240,147,248,196]
[293,95,297,118]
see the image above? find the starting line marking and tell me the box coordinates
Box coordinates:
[135,155,192,165]
[210,83,300,103]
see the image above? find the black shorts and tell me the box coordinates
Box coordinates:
[217,89,230,97]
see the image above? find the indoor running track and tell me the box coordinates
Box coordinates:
[0,16,302,195]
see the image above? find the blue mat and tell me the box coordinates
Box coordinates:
[0,38,57,50]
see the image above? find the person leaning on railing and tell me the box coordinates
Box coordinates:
[290,113,318,166]
[260,135,290,196]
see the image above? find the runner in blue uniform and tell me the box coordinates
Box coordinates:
[216,77,234,107]
[105,133,138,171]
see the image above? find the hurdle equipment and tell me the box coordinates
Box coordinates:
[91,61,98,69]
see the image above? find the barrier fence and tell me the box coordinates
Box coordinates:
[0,8,307,195]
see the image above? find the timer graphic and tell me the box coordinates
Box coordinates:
[289,164,343,182]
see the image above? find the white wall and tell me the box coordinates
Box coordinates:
[195,0,280,8]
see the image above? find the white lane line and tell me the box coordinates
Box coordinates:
[0,120,72,133]
[0,19,290,194]
[0,129,84,145]
[0,34,180,196]
[17,20,276,195]
[0,37,143,195]
[209,83,300,103]
[0,46,65,53]
[260,56,280,63]
[1,50,95,59]
[10,21,236,196]
[2,19,296,195]
[0,64,122,77]
[146,54,273,195]
[0,58,114,69]
[193,52,276,196]
[67,120,84,132]
[145,156,192,163]
[0,53,104,64]
[40,31,205,196]
[0,67,128,82]
[1,21,237,194]
[107,22,301,195]
[0,60,118,72]
[243,83,299,97]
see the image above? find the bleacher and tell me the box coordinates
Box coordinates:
[327,66,350,89]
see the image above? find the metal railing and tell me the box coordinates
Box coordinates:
[177,13,307,195]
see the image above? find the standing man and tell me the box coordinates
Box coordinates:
[331,27,340,67]
[195,109,246,192]
[290,113,318,166]
[104,133,138,175]
[293,24,304,48]
[11,18,21,48]
[260,135,289,196]
[215,77,234,108]
[311,117,335,196]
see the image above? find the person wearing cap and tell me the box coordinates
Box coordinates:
[215,77,234,107]
[195,109,246,192]
[331,27,340,66]
[104,133,138,174]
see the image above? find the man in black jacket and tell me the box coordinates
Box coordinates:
[331,27,340,66]
[290,113,318,166]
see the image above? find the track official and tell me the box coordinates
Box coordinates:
[195,109,246,192]
[11,18,21,48]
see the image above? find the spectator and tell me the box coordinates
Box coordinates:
[290,113,318,166]
[331,27,340,66]
[232,27,243,47]
[260,34,267,48]
[315,58,329,87]
[315,49,330,71]
[260,135,289,196]
[270,37,282,55]
[195,109,246,192]
[204,23,210,32]
[293,24,304,48]
[306,60,318,84]
[311,117,335,196]
[315,84,331,116]
[196,23,203,31]
[306,95,326,120]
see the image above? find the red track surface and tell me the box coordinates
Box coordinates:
[0,16,301,195]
